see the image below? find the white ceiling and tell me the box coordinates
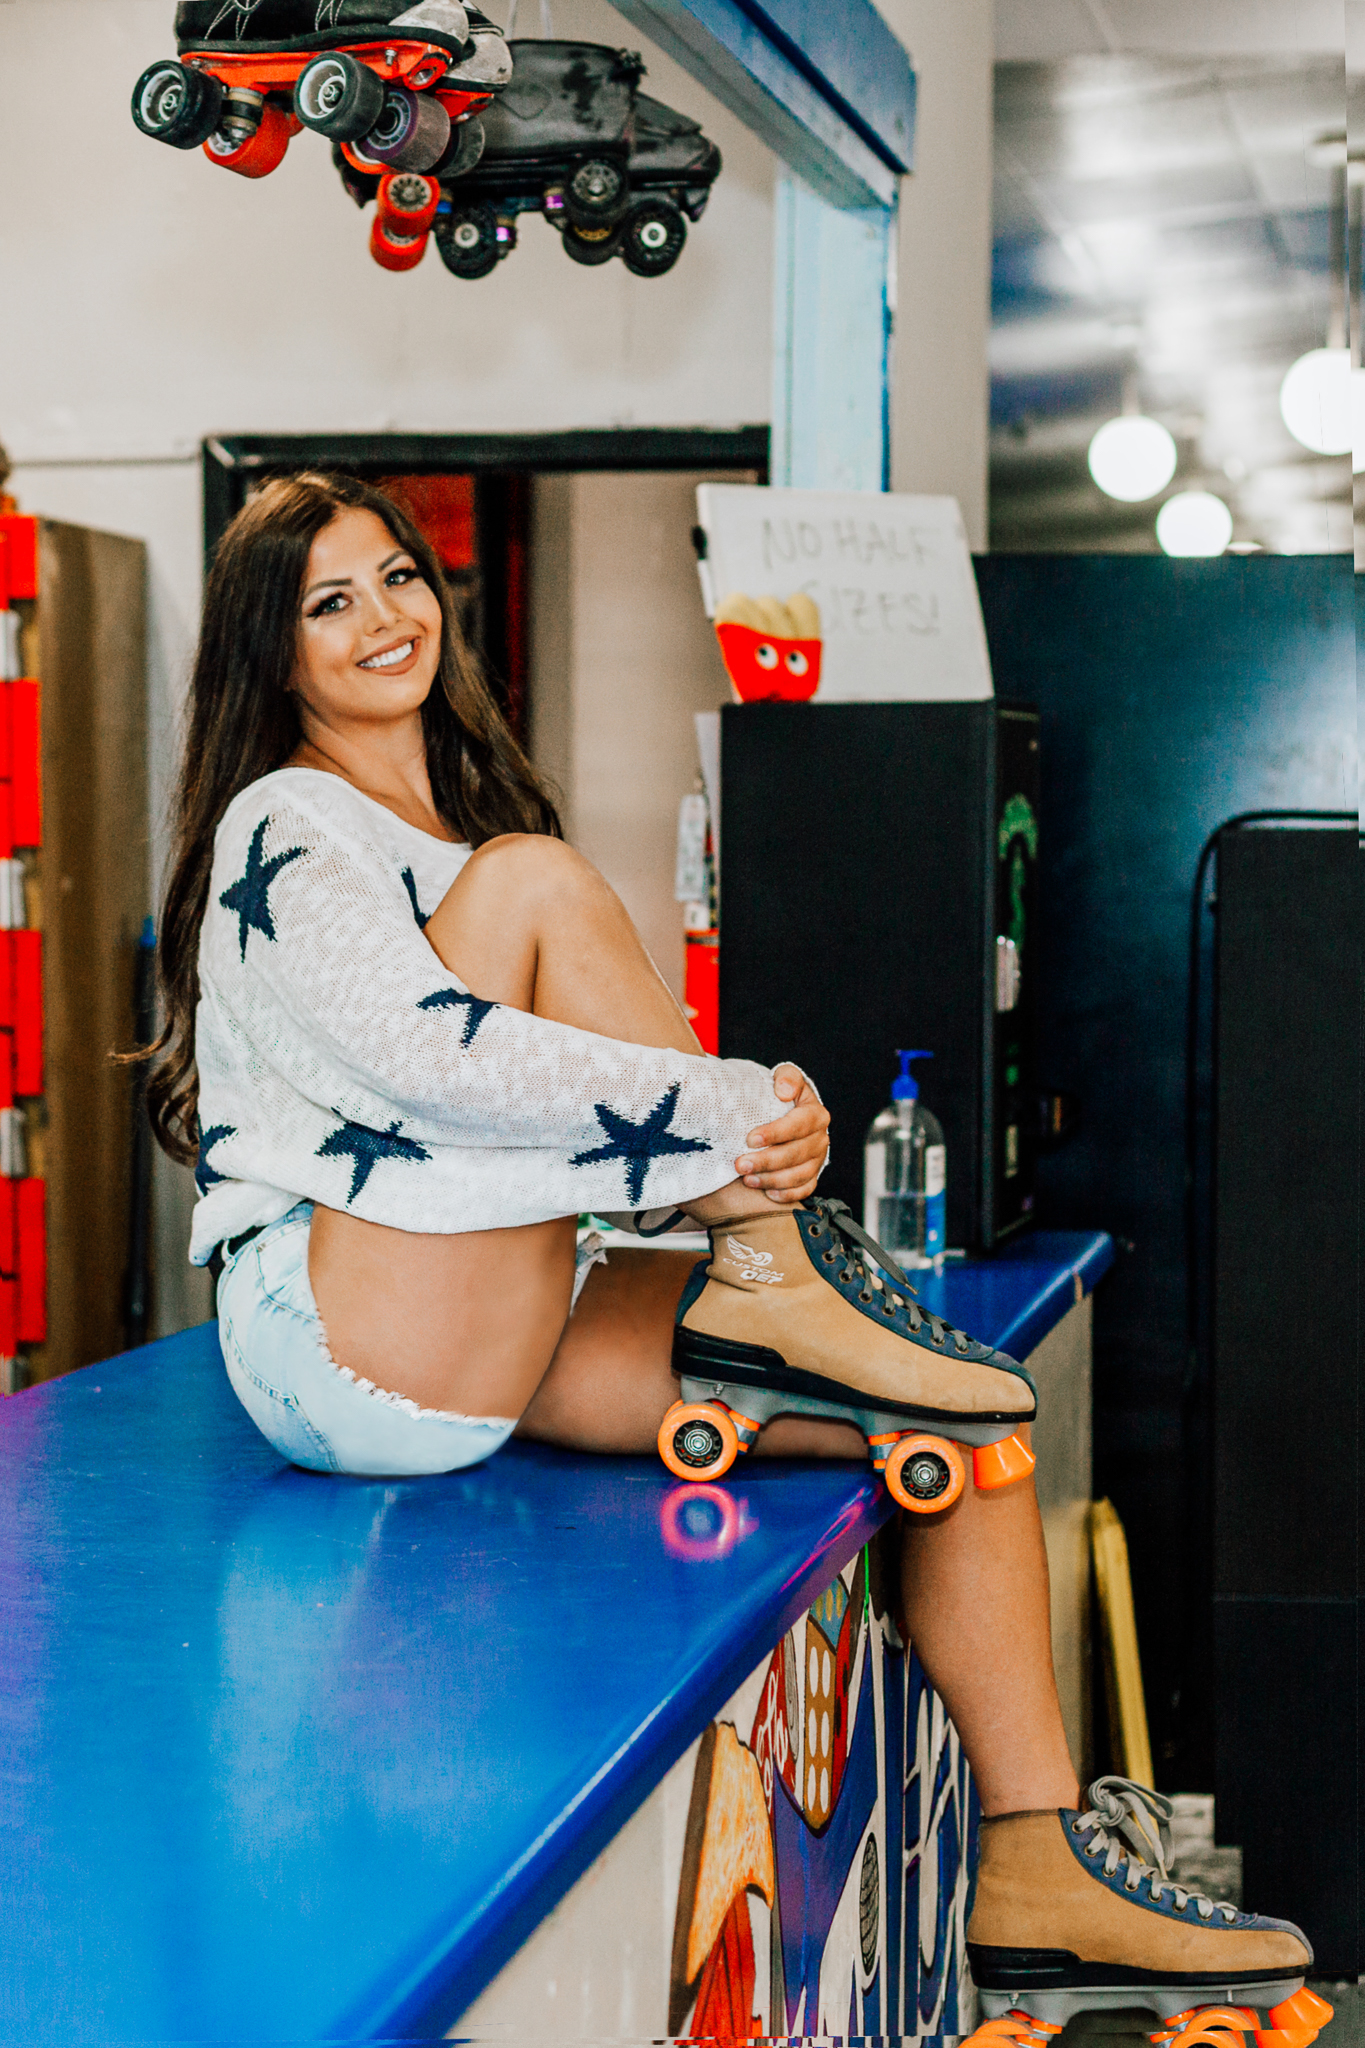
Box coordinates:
[988,52,1349,553]
[996,0,1351,64]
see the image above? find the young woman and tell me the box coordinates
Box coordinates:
[147,471,1316,2035]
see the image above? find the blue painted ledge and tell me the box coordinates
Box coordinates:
[0,1230,1110,2043]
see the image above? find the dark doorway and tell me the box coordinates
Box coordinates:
[202,428,767,743]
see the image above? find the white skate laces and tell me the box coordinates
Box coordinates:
[805,1199,972,1353]
[1072,1776,1240,1924]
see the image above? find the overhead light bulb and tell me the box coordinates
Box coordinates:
[1279,347,1351,454]
[1155,491,1234,557]
[1087,415,1178,501]
[1352,367,1365,474]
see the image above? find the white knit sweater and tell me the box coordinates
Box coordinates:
[188,768,790,1266]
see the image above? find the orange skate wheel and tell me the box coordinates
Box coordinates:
[369,216,430,271]
[973,1432,1036,1490]
[203,102,291,178]
[1165,2008,1257,2048]
[658,1400,740,1482]
[377,171,440,236]
[884,1434,965,1514]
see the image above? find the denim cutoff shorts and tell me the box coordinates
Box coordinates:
[216,1201,604,1478]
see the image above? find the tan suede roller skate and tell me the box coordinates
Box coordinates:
[657,1197,1037,1513]
[963,1777,1331,2048]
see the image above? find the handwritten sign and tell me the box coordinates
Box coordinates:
[694,484,993,702]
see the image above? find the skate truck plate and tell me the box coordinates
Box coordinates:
[0,1230,1110,2041]
[182,40,461,91]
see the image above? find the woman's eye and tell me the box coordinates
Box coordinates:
[310,593,346,617]
[755,642,779,670]
[387,565,420,586]
[785,649,809,676]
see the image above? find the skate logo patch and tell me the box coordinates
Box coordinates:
[726,1236,784,1284]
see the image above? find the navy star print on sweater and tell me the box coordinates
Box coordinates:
[571,1084,711,1205]
[218,817,305,960]
[315,1116,432,1205]
[400,866,431,929]
[417,986,498,1047]
[195,1123,236,1195]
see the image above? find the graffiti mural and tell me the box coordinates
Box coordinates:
[668,1533,979,2043]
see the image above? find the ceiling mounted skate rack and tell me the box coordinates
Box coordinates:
[608,0,915,208]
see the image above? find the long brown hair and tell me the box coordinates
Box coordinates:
[144,470,561,1166]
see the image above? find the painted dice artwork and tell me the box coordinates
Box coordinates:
[667,1539,979,2042]
[713,591,823,703]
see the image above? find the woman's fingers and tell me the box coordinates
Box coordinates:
[736,1069,829,1199]
[747,1161,821,1192]
[742,1097,830,1159]
[740,1135,821,1175]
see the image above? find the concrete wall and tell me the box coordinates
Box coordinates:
[0,0,996,1329]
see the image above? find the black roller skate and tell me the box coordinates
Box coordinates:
[962,1778,1333,2048]
[333,38,721,277]
[657,1199,1037,1513]
[131,1,508,184]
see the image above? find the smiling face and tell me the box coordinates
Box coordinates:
[291,506,446,743]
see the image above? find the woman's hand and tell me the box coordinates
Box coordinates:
[734,1064,831,1205]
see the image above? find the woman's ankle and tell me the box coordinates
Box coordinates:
[683,1184,800,1227]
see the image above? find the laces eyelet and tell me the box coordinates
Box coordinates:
[822,1250,836,1263]
[807,1225,820,1238]
[859,1290,872,1303]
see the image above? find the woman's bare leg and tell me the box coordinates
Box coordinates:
[520,1248,1080,1815]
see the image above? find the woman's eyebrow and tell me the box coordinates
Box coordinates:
[303,550,409,600]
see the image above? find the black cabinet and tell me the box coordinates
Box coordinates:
[717,700,1040,1251]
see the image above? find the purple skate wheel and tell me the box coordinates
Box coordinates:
[360,86,451,172]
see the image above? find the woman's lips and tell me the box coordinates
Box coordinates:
[357,635,420,675]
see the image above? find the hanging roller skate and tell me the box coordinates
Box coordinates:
[961,1778,1330,2048]
[131,1,509,181]
[336,38,722,280]
[657,1198,1037,1513]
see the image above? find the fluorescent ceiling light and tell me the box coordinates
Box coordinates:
[1087,415,1179,501]
[1156,491,1234,557]
[1278,348,1352,455]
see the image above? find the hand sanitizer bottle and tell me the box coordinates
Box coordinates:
[862,1051,946,1272]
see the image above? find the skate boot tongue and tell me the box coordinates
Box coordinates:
[1075,1777,1238,1924]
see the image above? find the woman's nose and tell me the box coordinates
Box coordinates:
[359,579,402,631]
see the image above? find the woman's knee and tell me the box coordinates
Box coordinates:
[460,833,616,916]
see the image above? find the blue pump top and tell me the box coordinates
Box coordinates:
[892,1049,933,1102]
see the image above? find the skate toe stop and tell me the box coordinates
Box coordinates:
[1269,1988,1333,2033]
[972,1432,1036,1489]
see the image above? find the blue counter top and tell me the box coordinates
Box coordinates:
[0,1230,1110,2043]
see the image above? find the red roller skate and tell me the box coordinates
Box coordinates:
[657,1199,1037,1515]
[131,1,509,182]
[962,1779,1331,2048]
